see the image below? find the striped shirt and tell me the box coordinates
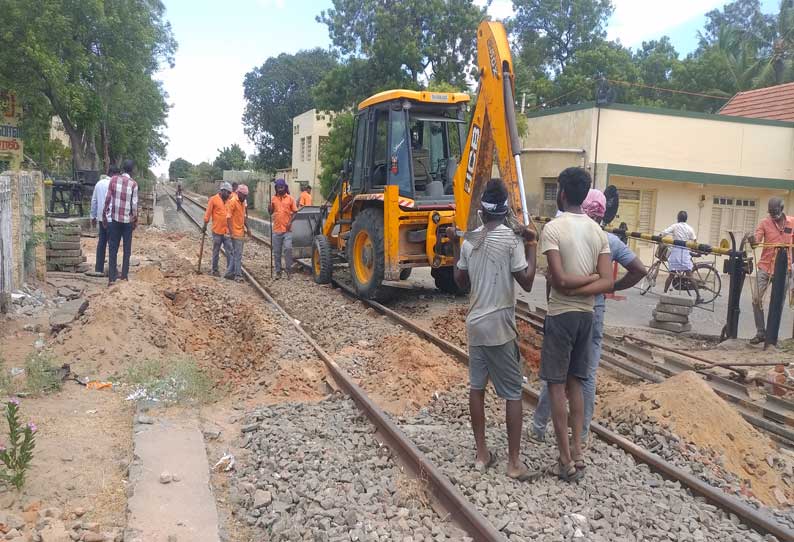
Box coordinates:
[103,174,138,224]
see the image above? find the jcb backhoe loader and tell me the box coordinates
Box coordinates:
[294,20,531,299]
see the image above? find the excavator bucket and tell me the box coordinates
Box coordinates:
[289,206,324,255]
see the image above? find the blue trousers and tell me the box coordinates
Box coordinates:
[224,238,244,279]
[107,222,133,282]
[95,223,108,273]
[532,302,605,440]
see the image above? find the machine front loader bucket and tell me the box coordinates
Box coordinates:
[288,206,324,258]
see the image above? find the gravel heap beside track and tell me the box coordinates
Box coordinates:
[401,385,779,542]
[230,398,465,541]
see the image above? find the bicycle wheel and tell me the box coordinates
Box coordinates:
[640,261,660,295]
[692,262,722,305]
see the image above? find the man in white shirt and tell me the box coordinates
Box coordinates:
[89,166,118,275]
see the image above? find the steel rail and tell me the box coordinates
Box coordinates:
[167,189,506,542]
[515,302,794,448]
[174,188,794,541]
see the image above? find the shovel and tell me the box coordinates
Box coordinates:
[197,228,206,274]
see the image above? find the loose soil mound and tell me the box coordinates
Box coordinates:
[430,306,542,375]
[601,371,789,506]
[358,333,466,415]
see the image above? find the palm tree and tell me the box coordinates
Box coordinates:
[757,0,794,85]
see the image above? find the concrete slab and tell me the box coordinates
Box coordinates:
[126,416,220,542]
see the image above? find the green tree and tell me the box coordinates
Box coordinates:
[757,0,794,85]
[169,158,194,181]
[315,0,484,110]
[242,49,337,171]
[188,162,221,184]
[511,0,614,74]
[318,112,354,199]
[0,0,176,172]
[213,144,248,172]
[700,0,775,48]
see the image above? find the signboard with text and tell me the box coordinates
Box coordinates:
[0,91,22,170]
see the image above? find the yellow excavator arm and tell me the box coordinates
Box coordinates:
[452,20,529,233]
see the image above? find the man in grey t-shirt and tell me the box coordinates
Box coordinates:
[448,179,537,480]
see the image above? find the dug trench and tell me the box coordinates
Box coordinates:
[237,236,794,541]
[0,219,467,540]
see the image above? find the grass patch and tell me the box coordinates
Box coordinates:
[0,352,11,395]
[123,356,217,404]
[25,352,62,395]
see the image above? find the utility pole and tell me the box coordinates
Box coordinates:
[521,92,526,114]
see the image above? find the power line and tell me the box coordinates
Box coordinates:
[605,79,731,100]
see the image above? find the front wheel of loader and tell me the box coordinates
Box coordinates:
[348,208,386,299]
[312,235,332,284]
[432,266,469,296]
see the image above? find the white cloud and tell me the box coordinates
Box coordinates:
[479,0,514,20]
[155,54,255,175]
[608,0,723,46]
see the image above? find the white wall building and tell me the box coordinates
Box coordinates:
[290,109,333,196]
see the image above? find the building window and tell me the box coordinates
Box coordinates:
[318,136,329,159]
[710,195,758,246]
[306,136,312,161]
[300,137,306,162]
[293,124,299,135]
[541,180,557,217]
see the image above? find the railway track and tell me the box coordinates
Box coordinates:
[515,302,794,450]
[169,187,794,541]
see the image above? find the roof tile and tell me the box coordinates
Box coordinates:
[720,83,794,122]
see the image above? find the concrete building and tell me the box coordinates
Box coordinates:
[0,91,23,171]
[521,101,794,262]
[290,109,333,196]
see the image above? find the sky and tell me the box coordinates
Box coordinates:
[155,0,780,177]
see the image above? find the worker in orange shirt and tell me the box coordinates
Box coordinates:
[225,184,249,282]
[298,185,313,208]
[203,182,234,277]
[268,178,298,279]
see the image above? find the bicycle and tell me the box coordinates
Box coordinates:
[638,244,722,305]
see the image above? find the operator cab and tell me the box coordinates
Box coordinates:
[350,90,470,206]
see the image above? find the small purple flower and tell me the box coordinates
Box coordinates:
[26,422,37,434]
[7,397,19,406]
[0,444,5,452]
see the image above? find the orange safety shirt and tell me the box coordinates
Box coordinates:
[271,194,297,233]
[226,197,246,239]
[299,191,313,207]
[204,194,229,235]
[755,215,794,274]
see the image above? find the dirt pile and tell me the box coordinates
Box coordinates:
[355,333,466,415]
[53,229,329,403]
[430,306,542,374]
[601,371,791,507]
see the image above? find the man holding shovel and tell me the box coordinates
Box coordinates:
[203,182,234,276]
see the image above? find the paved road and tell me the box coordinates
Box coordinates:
[408,267,794,340]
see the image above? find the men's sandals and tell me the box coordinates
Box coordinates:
[548,459,585,483]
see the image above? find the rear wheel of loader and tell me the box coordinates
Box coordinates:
[399,268,412,280]
[348,208,385,299]
[432,266,469,295]
[312,235,332,284]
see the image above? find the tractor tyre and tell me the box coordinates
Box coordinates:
[399,268,412,280]
[348,208,386,299]
[312,235,333,284]
[432,266,469,295]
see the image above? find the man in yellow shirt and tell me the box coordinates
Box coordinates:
[298,185,313,208]
[203,182,233,276]
[224,184,249,282]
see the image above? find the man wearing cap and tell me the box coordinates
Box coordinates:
[268,179,298,279]
[204,182,234,277]
[225,184,249,282]
[446,179,538,480]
